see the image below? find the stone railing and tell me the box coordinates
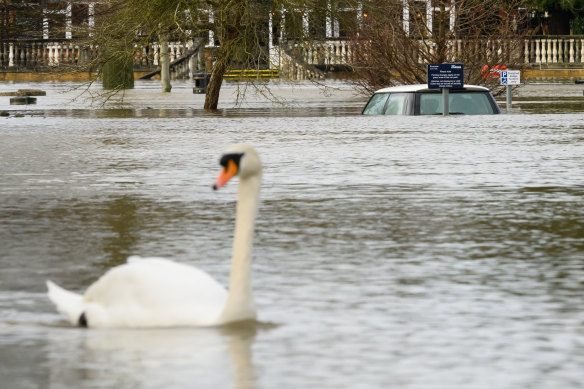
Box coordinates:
[0,39,201,73]
[0,40,97,69]
[3,36,584,76]
[290,36,584,68]
[524,36,584,64]
[289,40,354,67]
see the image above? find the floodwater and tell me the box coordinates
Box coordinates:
[1,80,583,388]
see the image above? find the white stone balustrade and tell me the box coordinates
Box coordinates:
[2,36,584,72]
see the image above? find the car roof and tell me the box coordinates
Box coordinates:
[374,84,491,94]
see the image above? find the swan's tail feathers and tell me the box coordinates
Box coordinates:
[46,280,84,325]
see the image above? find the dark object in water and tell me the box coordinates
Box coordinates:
[575,80,584,84]
[0,89,46,96]
[10,96,37,105]
[193,72,211,94]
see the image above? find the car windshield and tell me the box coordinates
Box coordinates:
[419,92,495,115]
[362,93,388,115]
[363,93,407,115]
[384,94,407,115]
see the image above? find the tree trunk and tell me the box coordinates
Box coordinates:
[204,57,227,110]
[160,34,172,93]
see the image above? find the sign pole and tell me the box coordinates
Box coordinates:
[506,85,512,109]
[500,69,520,111]
[442,88,449,116]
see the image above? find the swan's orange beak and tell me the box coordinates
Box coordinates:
[213,159,238,190]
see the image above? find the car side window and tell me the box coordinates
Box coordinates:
[419,94,442,115]
[362,93,389,115]
[384,94,407,115]
[450,92,494,114]
[418,91,496,115]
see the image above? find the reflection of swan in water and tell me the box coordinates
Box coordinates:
[46,321,261,389]
[46,144,262,328]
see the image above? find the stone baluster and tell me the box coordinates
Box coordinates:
[552,39,557,63]
[48,43,55,66]
[558,39,564,63]
[539,39,545,63]
[9,43,14,67]
[569,39,575,63]
[546,39,552,62]
[31,42,36,66]
[524,39,529,63]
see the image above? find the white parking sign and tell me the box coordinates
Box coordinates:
[501,70,521,85]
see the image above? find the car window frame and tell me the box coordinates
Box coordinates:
[383,93,409,115]
[362,92,412,115]
[414,90,500,115]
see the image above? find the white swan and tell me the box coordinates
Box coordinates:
[46,143,262,328]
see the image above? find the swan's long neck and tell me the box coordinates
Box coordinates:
[218,173,261,324]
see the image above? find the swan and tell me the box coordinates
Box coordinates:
[46,143,262,328]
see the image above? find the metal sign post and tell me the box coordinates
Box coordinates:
[442,88,449,116]
[427,64,464,116]
[500,70,521,110]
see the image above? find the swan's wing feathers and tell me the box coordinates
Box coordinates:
[82,258,228,327]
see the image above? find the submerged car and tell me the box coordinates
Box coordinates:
[362,84,501,115]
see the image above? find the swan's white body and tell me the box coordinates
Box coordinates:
[46,144,262,328]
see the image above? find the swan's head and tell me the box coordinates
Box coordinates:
[213,144,262,190]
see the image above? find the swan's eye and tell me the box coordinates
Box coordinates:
[219,153,244,168]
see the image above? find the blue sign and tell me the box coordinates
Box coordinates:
[427,64,464,89]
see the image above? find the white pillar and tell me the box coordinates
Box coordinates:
[8,43,14,67]
[43,8,49,39]
[426,0,432,36]
[268,11,279,69]
[302,12,309,36]
[326,0,333,38]
[208,11,215,47]
[402,0,409,35]
[88,3,95,37]
[66,2,72,39]
[449,0,455,32]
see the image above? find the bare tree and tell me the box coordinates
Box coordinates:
[67,0,349,109]
[352,0,529,94]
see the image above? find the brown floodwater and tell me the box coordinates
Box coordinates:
[1,80,583,388]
